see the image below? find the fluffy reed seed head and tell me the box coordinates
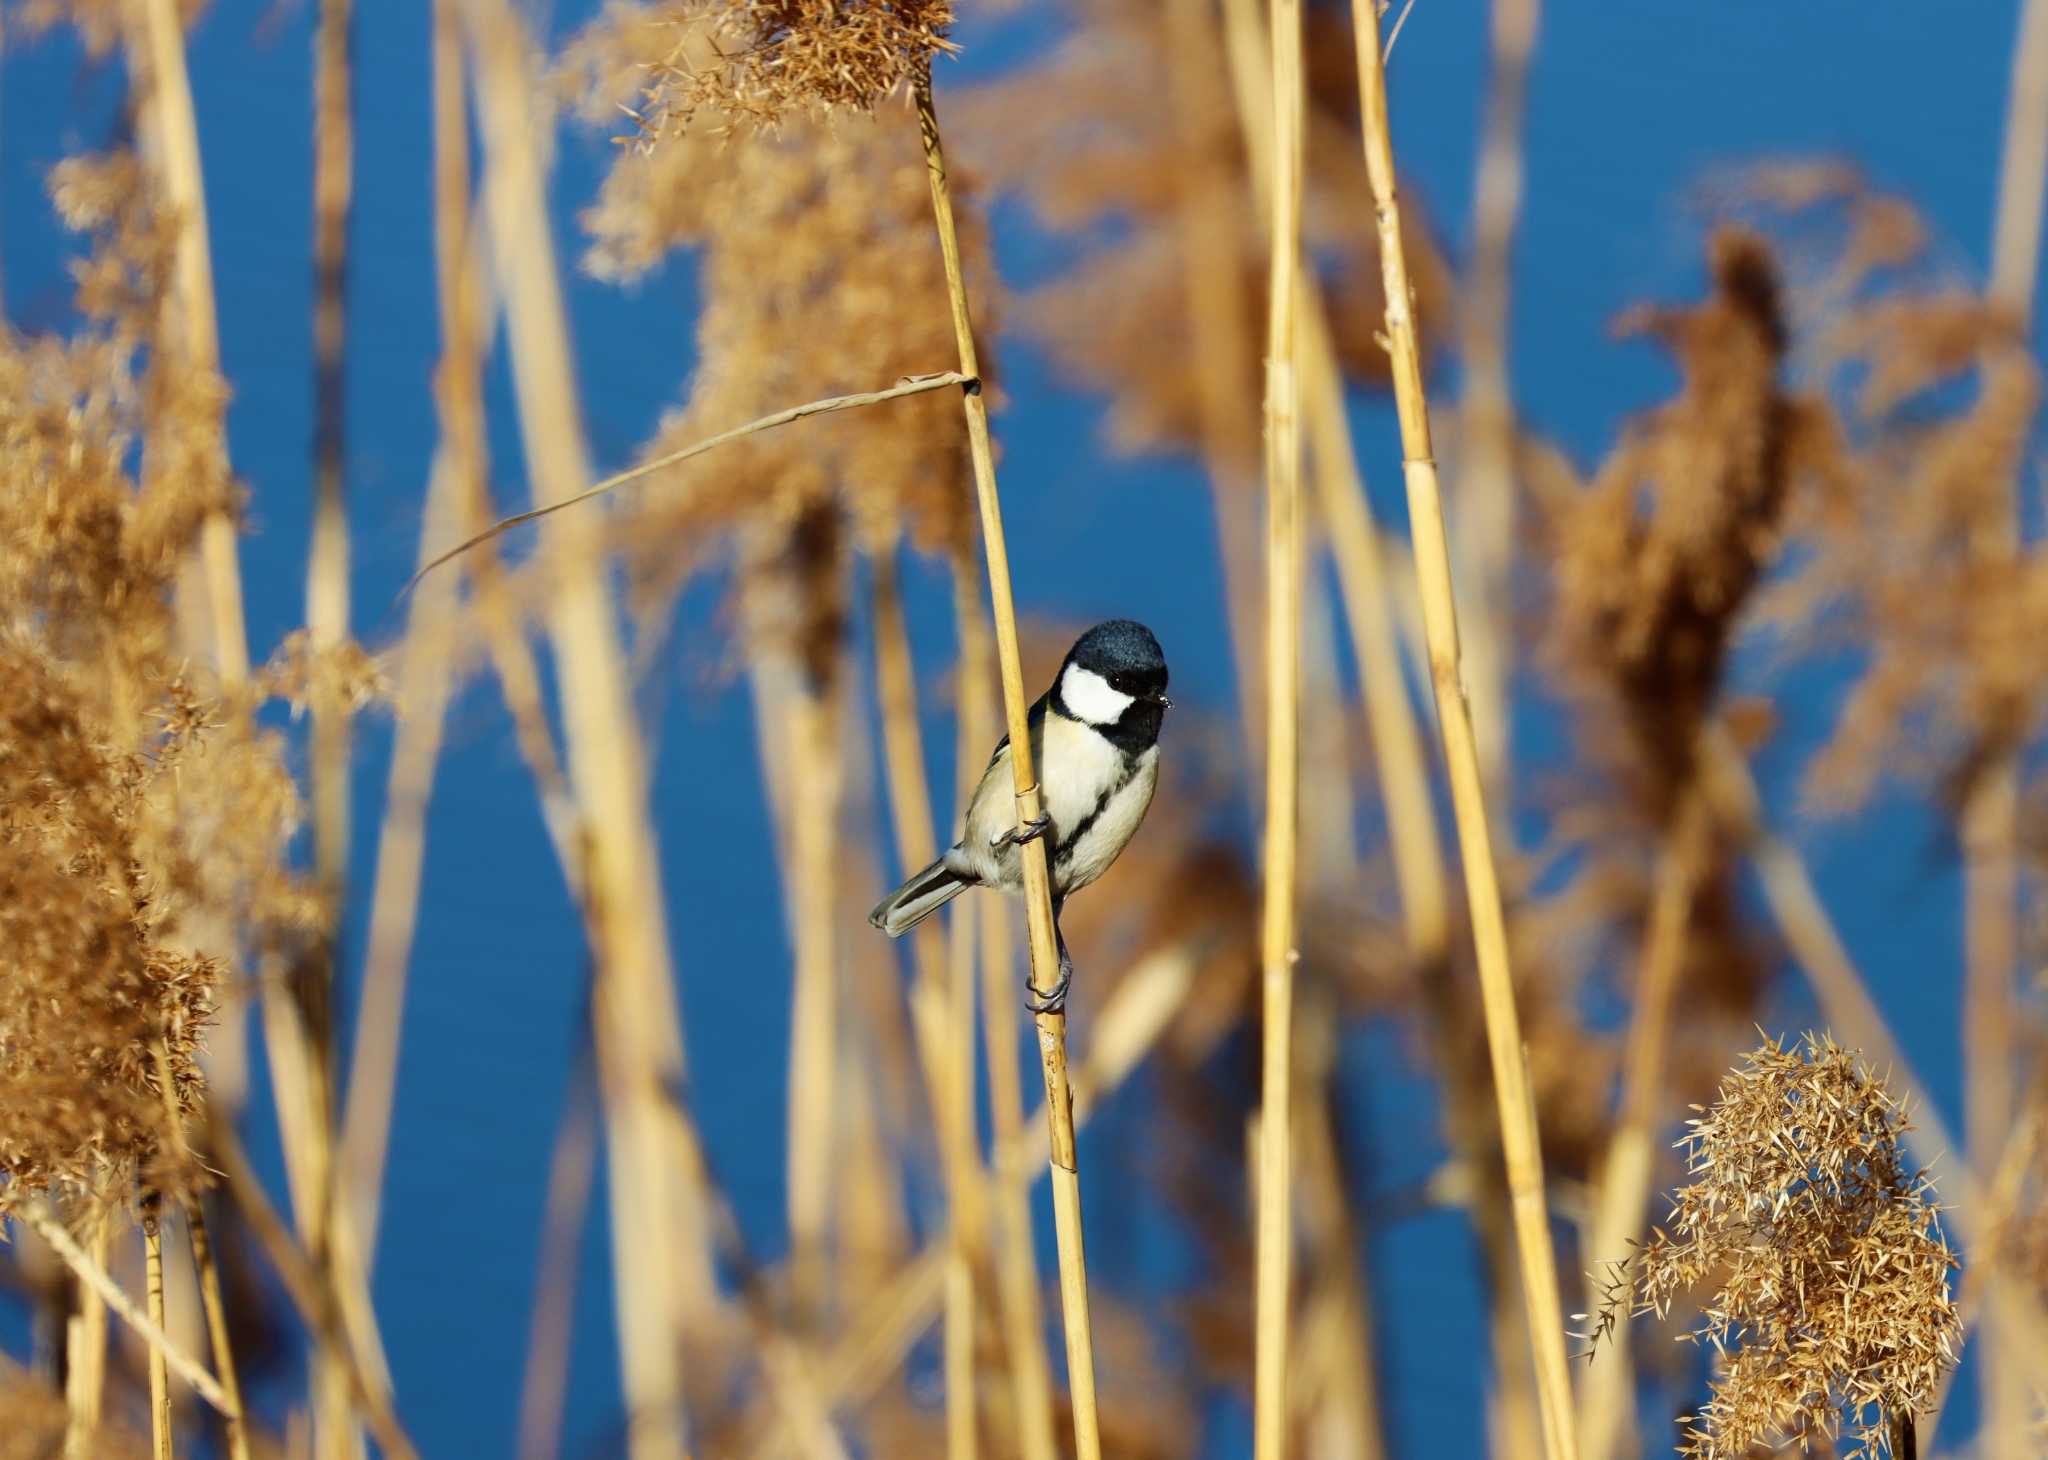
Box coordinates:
[617,0,957,140]
[957,0,1451,480]
[1,154,325,1214]
[1598,1033,1959,1459]
[564,4,986,632]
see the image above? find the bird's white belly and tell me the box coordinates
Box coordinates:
[1054,746,1158,896]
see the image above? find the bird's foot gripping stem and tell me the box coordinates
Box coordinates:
[1024,938,1075,1016]
[990,814,1050,851]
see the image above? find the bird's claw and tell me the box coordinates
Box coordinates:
[1024,966,1072,1016]
[1024,934,1076,1016]
[990,814,1050,851]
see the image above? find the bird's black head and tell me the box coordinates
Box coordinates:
[1055,619,1171,746]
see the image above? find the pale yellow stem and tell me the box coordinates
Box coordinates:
[914,71,1100,1460]
[1254,0,1305,1453]
[1349,11,1580,1459]
[64,1206,110,1460]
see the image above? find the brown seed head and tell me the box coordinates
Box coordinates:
[1599,1034,1960,1459]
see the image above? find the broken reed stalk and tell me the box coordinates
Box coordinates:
[870,544,988,1459]
[1349,11,1581,1460]
[1456,0,1541,792]
[461,2,716,1454]
[1972,11,2048,1443]
[1576,786,1707,1460]
[913,69,1102,1460]
[1253,0,1304,1451]
[406,371,971,592]
[17,1204,233,1419]
[955,555,1062,1460]
[130,0,248,689]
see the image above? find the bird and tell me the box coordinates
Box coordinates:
[868,619,1171,1013]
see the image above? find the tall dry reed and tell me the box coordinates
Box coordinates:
[1252,0,1304,1453]
[1350,9,1581,1458]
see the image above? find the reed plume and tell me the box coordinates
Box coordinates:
[1596,1034,1960,1459]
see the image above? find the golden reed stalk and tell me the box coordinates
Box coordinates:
[1348,10,1581,1459]
[913,71,1102,1458]
[1253,0,1304,1451]
[955,555,1063,1460]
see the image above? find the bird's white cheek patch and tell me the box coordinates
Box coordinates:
[1060,663,1135,725]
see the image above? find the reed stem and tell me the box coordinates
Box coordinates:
[63,1206,109,1460]
[1253,0,1304,1452]
[956,556,1063,1460]
[1348,11,1580,1459]
[144,1199,173,1460]
[17,1204,232,1420]
[913,70,1102,1460]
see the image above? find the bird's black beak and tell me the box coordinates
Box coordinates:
[1153,692,1173,709]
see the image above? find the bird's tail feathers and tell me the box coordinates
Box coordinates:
[869,855,973,937]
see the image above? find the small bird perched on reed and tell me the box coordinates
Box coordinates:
[869,619,1171,1012]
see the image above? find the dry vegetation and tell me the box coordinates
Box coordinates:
[2,1,2044,1458]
